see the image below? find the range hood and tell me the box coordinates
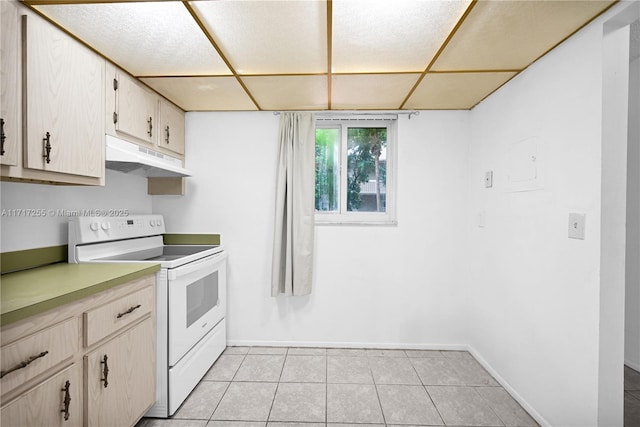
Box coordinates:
[105,135,192,178]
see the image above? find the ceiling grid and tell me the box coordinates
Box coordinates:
[26,0,617,111]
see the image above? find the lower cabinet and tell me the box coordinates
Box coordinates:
[0,275,155,427]
[85,318,155,427]
[1,363,83,427]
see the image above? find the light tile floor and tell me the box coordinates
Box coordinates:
[626,366,640,427]
[137,347,539,427]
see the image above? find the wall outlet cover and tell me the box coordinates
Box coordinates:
[485,171,493,188]
[568,213,586,240]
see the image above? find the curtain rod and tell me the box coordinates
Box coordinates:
[272,110,421,119]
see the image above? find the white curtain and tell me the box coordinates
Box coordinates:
[271,112,316,296]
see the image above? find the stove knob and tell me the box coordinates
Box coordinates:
[149,220,156,227]
[101,222,111,230]
[90,222,99,231]
[156,219,162,227]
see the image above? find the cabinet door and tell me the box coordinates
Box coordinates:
[85,318,155,427]
[115,73,157,145]
[23,14,104,178]
[0,0,19,166]
[158,99,185,155]
[0,363,82,427]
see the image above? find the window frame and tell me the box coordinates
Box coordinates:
[314,116,397,226]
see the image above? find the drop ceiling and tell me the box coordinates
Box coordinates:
[26,0,616,112]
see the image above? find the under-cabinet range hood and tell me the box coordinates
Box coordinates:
[105,135,192,178]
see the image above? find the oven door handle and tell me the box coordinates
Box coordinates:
[168,251,226,281]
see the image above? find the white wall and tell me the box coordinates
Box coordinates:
[152,110,472,348]
[0,170,152,252]
[626,32,640,370]
[466,10,612,426]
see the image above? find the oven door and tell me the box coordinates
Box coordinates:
[168,251,227,366]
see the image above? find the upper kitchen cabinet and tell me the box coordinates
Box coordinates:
[106,62,186,158]
[1,0,19,166]
[158,98,185,156]
[22,14,104,180]
[106,63,157,146]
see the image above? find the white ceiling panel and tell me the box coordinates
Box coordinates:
[332,74,420,110]
[241,75,328,110]
[432,0,615,71]
[140,77,257,111]
[404,72,517,110]
[332,0,471,73]
[190,0,327,75]
[34,2,231,76]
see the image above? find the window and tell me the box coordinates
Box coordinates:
[315,116,397,225]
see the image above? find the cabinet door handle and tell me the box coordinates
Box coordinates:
[61,380,71,421]
[1,118,6,156]
[116,304,141,319]
[0,350,49,378]
[165,125,170,144]
[147,117,153,137]
[43,132,51,164]
[100,355,109,388]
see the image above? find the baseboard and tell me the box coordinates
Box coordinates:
[226,339,468,351]
[625,359,640,372]
[466,345,551,427]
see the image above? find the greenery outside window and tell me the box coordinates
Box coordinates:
[315,117,397,225]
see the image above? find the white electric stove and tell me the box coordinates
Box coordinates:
[68,214,227,417]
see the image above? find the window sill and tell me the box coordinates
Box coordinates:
[314,218,398,227]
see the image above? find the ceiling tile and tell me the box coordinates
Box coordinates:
[241,75,328,110]
[190,0,327,75]
[332,74,420,110]
[432,0,615,71]
[404,72,517,110]
[140,77,257,111]
[33,2,231,76]
[332,0,471,73]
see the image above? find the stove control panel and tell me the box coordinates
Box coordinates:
[69,214,166,245]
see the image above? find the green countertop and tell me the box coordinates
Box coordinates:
[1,263,160,326]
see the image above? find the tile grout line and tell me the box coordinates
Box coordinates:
[325,350,329,425]
[628,390,640,403]
[209,347,251,423]
[469,386,507,427]
[473,385,538,426]
[406,350,446,426]
[369,353,388,426]
[265,347,288,424]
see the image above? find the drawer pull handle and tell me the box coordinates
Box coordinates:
[147,117,153,137]
[43,132,51,164]
[1,118,6,155]
[61,380,71,421]
[101,355,109,388]
[165,125,170,144]
[117,304,141,319]
[0,350,49,378]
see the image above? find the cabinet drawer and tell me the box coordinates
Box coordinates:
[1,363,82,427]
[0,318,79,396]
[84,285,153,347]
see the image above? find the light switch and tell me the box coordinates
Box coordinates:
[478,211,486,228]
[568,213,586,240]
[485,171,493,188]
